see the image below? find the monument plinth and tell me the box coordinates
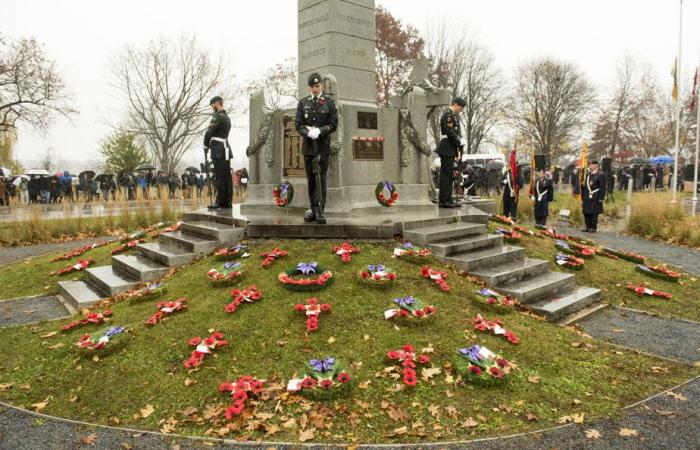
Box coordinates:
[242,0,450,218]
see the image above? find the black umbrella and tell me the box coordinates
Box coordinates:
[94,174,114,183]
[185,166,201,173]
[485,160,505,171]
[629,157,649,165]
[135,163,157,171]
[79,170,96,179]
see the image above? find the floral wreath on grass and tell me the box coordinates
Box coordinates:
[273,181,294,207]
[62,310,112,332]
[120,230,146,243]
[332,242,361,263]
[495,228,522,244]
[127,282,167,302]
[294,297,331,332]
[473,314,520,344]
[454,345,512,384]
[145,299,187,325]
[567,234,596,246]
[53,257,95,276]
[358,264,397,288]
[279,262,334,291]
[143,221,169,234]
[287,357,353,399]
[513,225,541,238]
[215,243,249,261]
[226,286,262,314]
[598,250,620,260]
[386,345,431,388]
[207,262,244,287]
[261,248,288,268]
[537,226,569,241]
[51,241,111,262]
[636,264,680,283]
[219,376,265,419]
[384,296,436,322]
[476,288,517,310]
[626,284,672,299]
[184,331,228,369]
[490,214,515,226]
[150,222,182,239]
[555,253,585,271]
[556,240,594,259]
[393,241,432,263]
[76,326,125,351]
[569,241,597,257]
[375,181,399,207]
[420,266,450,292]
[603,247,646,264]
[111,239,145,255]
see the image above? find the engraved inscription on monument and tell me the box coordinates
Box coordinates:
[283,115,306,177]
[352,139,384,160]
[357,111,378,129]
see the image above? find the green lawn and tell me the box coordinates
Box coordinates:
[504,224,700,322]
[0,239,696,444]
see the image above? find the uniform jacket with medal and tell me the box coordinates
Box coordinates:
[294,93,338,156]
[533,178,554,218]
[203,109,232,161]
[437,109,462,158]
[581,170,606,215]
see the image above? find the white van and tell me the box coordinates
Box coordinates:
[462,153,505,167]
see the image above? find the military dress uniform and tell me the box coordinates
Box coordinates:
[581,166,606,232]
[502,169,522,219]
[203,99,232,209]
[533,176,554,226]
[436,107,464,207]
[294,73,338,223]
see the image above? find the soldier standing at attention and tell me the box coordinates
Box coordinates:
[294,72,338,224]
[203,96,232,210]
[436,97,466,208]
[581,160,606,233]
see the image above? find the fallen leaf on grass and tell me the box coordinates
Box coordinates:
[526,412,538,421]
[358,380,371,389]
[461,417,478,428]
[40,331,57,339]
[558,413,584,424]
[19,383,31,390]
[421,367,441,381]
[30,397,50,412]
[0,383,12,391]
[81,433,98,445]
[184,378,196,387]
[619,427,638,437]
[327,337,336,344]
[527,375,540,384]
[585,429,601,439]
[298,428,316,442]
[181,407,198,417]
[651,366,670,373]
[140,404,155,419]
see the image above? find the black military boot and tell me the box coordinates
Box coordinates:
[315,206,326,225]
[304,209,316,223]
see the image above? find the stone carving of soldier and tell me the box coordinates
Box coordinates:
[294,72,338,224]
[203,96,233,210]
[436,97,466,208]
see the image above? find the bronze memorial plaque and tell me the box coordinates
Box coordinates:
[352,139,384,161]
[357,111,378,129]
[283,115,306,177]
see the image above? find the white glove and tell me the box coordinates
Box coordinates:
[307,127,320,140]
[459,138,466,147]
[530,196,535,202]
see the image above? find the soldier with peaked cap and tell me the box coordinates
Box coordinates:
[531,168,553,226]
[436,97,466,208]
[203,95,232,209]
[294,72,338,224]
[581,160,606,233]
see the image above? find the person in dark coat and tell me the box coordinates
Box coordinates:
[532,169,554,226]
[502,167,522,220]
[203,96,233,209]
[435,97,466,208]
[581,160,606,233]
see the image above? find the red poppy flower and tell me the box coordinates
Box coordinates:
[225,403,245,419]
[424,306,435,314]
[403,373,418,386]
[250,380,264,394]
[496,358,509,368]
[301,377,317,389]
[233,390,248,402]
[387,350,401,360]
[360,271,369,279]
[402,359,416,368]
[414,309,425,317]
[373,274,382,280]
[402,344,415,353]
[337,372,351,383]
[468,365,482,376]
[188,337,202,346]
[420,267,430,277]
[225,303,237,314]
[294,304,306,311]
[398,309,409,317]
[417,354,430,365]
[387,273,396,280]
[320,304,331,312]
[489,366,504,378]
[320,379,334,389]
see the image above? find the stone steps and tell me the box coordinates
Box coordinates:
[440,245,526,272]
[498,271,576,303]
[57,280,104,310]
[159,230,221,255]
[85,266,140,297]
[401,210,490,232]
[137,242,194,267]
[470,257,550,287]
[427,234,502,257]
[528,286,602,321]
[404,222,486,245]
[181,221,244,242]
[112,254,170,281]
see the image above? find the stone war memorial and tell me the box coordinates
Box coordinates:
[1,0,699,448]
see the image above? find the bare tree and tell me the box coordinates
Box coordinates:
[246,58,298,111]
[426,23,505,154]
[0,34,75,132]
[511,57,596,158]
[110,35,230,174]
[38,146,62,173]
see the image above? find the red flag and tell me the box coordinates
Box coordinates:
[509,145,519,197]
[691,68,698,112]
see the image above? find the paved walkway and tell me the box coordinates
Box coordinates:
[0,295,70,327]
[557,225,700,276]
[0,236,115,268]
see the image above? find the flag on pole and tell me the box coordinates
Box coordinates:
[690,68,698,112]
[576,141,588,201]
[509,145,519,198]
[671,58,679,102]
[529,150,536,197]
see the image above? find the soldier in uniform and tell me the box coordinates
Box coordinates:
[531,169,554,226]
[294,72,338,224]
[502,166,522,220]
[581,160,606,233]
[436,97,466,208]
[203,96,232,209]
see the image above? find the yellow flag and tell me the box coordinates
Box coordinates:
[576,142,588,200]
[671,58,679,102]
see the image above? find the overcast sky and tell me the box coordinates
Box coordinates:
[2,0,699,171]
